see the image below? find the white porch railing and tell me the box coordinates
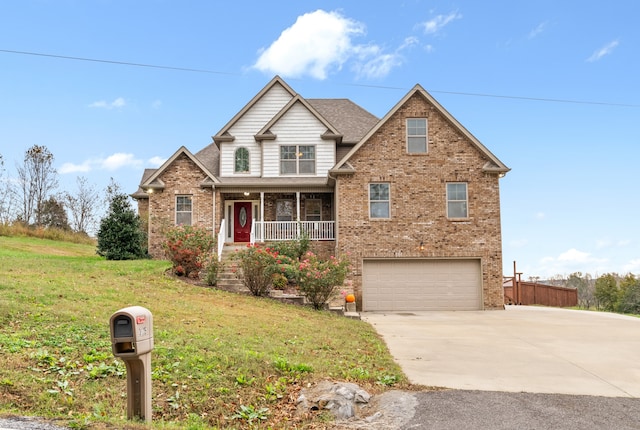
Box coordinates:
[249,218,256,245]
[251,221,335,242]
[217,219,226,261]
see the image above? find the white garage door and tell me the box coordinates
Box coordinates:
[362,259,482,311]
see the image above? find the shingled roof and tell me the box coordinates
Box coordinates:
[307,99,379,144]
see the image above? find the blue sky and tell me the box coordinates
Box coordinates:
[1,1,638,279]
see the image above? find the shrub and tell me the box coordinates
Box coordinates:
[162,225,215,278]
[203,253,222,287]
[296,252,350,310]
[233,245,297,296]
[271,273,288,290]
[96,194,147,260]
[617,274,640,314]
[233,245,280,296]
[269,232,309,260]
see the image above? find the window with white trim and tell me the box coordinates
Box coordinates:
[407,118,427,153]
[305,199,322,221]
[176,195,192,225]
[234,147,249,173]
[276,200,293,221]
[280,145,315,175]
[446,183,468,219]
[369,183,390,219]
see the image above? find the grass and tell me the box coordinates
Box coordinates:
[0,235,408,429]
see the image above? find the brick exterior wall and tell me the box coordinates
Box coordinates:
[335,92,505,309]
[145,154,215,258]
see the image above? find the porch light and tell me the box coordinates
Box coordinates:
[419,241,425,251]
[243,192,250,196]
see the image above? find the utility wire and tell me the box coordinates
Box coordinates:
[2,48,638,108]
[0,48,237,76]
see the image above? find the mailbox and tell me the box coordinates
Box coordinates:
[109,306,154,423]
[110,306,153,357]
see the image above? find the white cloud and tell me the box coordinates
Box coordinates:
[148,156,166,167]
[151,100,162,109]
[587,40,619,62]
[535,212,546,220]
[253,10,364,79]
[420,11,462,35]
[535,248,610,278]
[59,161,92,174]
[558,248,592,263]
[528,21,547,39]
[59,153,143,174]
[88,97,126,109]
[253,9,411,80]
[102,153,142,170]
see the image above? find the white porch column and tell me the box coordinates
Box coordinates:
[260,192,264,241]
[297,192,302,238]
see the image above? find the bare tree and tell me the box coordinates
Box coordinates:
[0,154,16,223]
[567,272,594,308]
[64,176,99,234]
[16,145,58,225]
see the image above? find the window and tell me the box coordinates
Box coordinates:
[280,145,315,175]
[369,183,390,219]
[407,118,427,153]
[305,199,322,221]
[447,183,468,218]
[176,195,192,225]
[234,147,249,173]
[276,200,293,221]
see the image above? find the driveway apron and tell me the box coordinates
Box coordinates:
[362,306,640,397]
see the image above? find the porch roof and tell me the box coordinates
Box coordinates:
[215,176,334,193]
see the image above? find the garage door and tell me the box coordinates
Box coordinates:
[362,259,482,311]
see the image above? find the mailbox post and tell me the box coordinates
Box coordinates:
[109,306,154,423]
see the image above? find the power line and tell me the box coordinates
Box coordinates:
[0,48,238,76]
[1,48,638,108]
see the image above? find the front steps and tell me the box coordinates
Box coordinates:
[214,243,360,319]
[215,244,249,293]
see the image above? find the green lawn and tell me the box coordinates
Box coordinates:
[0,236,407,429]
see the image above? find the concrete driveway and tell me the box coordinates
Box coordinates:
[362,306,640,397]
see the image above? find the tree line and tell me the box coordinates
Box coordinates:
[544,272,640,313]
[0,145,106,235]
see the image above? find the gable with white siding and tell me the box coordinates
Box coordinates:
[262,101,337,178]
[219,82,293,177]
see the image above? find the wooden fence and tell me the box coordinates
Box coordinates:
[504,279,577,307]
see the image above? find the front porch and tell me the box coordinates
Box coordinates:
[217,190,335,254]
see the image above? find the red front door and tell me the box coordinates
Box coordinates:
[233,202,252,242]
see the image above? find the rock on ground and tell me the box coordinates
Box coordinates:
[297,380,418,429]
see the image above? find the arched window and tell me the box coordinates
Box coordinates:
[234,147,249,173]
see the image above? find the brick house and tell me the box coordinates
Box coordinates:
[133,76,510,311]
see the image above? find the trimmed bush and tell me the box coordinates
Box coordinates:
[162,225,215,278]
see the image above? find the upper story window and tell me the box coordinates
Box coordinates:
[407,118,428,153]
[234,147,249,173]
[446,183,468,219]
[369,183,390,219]
[176,195,192,225]
[280,145,315,175]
